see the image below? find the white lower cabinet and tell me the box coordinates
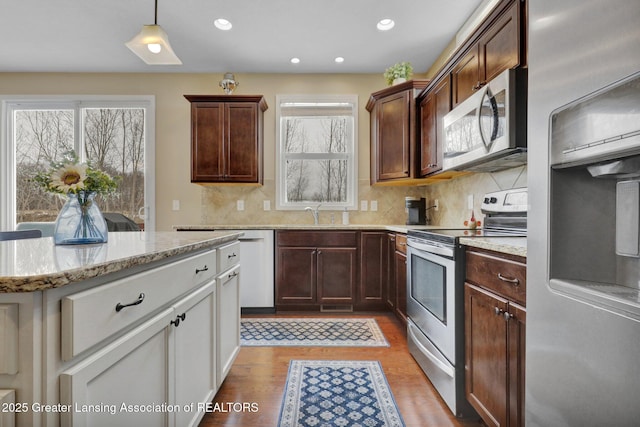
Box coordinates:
[59,307,175,427]
[60,281,217,427]
[174,281,217,427]
[216,264,240,388]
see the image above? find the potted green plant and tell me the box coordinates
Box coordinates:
[383,62,413,86]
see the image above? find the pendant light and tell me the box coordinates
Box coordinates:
[126,0,182,65]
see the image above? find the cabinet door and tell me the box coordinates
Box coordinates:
[317,247,357,304]
[358,232,387,309]
[465,283,509,427]
[174,281,217,427]
[394,250,407,323]
[451,47,479,108]
[479,1,520,83]
[276,246,316,304]
[191,102,224,182]
[225,103,260,182]
[419,76,450,176]
[60,308,175,427]
[508,302,526,427]
[385,233,397,310]
[376,91,411,180]
[216,265,240,388]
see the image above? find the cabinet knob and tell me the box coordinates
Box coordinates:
[494,306,503,316]
[171,313,186,327]
[503,311,514,321]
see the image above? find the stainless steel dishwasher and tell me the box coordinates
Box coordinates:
[230,229,275,314]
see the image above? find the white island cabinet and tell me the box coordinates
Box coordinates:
[0,231,242,427]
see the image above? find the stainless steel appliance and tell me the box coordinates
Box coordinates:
[528,1,640,425]
[443,68,527,172]
[406,188,527,418]
[405,197,427,225]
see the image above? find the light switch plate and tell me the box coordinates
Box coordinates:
[172,200,180,211]
[370,200,378,211]
[263,200,271,211]
[360,200,368,211]
[237,200,245,211]
[467,194,474,210]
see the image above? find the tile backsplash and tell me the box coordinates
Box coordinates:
[200,166,527,228]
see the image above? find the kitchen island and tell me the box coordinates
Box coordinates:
[0,231,242,427]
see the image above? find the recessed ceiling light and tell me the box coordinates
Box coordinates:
[377,18,395,31]
[335,57,345,63]
[290,57,301,64]
[214,18,232,31]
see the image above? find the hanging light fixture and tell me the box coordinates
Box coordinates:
[126,0,182,65]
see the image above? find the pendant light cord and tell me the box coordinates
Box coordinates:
[154,0,158,25]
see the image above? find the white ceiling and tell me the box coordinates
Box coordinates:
[0,0,483,74]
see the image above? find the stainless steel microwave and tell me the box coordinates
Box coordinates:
[442,68,527,172]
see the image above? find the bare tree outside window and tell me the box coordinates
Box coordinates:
[15,107,146,227]
[277,95,357,210]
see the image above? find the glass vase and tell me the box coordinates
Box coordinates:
[53,191,108,245]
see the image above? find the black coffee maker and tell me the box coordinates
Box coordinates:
[405,197,426,225]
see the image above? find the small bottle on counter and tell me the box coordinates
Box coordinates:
[342,208,349,225]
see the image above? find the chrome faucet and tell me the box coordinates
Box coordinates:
[304,204,321,225]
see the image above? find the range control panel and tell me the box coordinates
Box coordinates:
[481,188,528,214]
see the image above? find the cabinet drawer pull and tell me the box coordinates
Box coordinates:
[195,265,209,274]
[115,293,145,312]
[228,253,237,259]
[228,271,239,279]
[497,273,519,285]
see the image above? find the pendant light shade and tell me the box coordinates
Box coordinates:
[126,0,182,65]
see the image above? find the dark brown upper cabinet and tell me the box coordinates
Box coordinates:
[451,0,523,108]
[366,80,430,184]
[184,95,267,184]
[419,75,450,177]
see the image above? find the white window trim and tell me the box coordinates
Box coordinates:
[275,94,358,211]
[0,95,156,231]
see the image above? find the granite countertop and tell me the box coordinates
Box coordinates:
[459,236,527,257]
[0,231,241,293]
[173,224,445,234]
[175,224,527,256]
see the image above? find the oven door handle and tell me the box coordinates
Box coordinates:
[407,323,455,378]
[407,239,454,258]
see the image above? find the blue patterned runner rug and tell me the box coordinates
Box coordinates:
[278,360,405,427]
[241,318,389,347]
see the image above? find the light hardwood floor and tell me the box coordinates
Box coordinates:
[199,312,483,427]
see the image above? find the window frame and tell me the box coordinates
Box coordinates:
[0,95,156,231]
[275,94,358,211]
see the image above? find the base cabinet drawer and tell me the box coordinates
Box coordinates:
[61,249,216,360]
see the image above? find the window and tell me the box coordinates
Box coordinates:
[276,94,358,210]
[1,97,155,231]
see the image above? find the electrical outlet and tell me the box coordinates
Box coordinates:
[237,200,245,211]
[263,200,271,211]
[360,200,368,211]
[468,194,474,210]
[172,200,180,211]
[434,199,439,211]
[370,200,378,211]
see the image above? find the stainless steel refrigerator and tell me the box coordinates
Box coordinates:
[528,1,640,426]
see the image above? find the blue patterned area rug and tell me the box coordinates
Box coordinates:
[240,318,389,347]
[278,360,405,427]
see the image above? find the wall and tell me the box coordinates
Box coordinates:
[0,72,525,230]
[0,72,425,230]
